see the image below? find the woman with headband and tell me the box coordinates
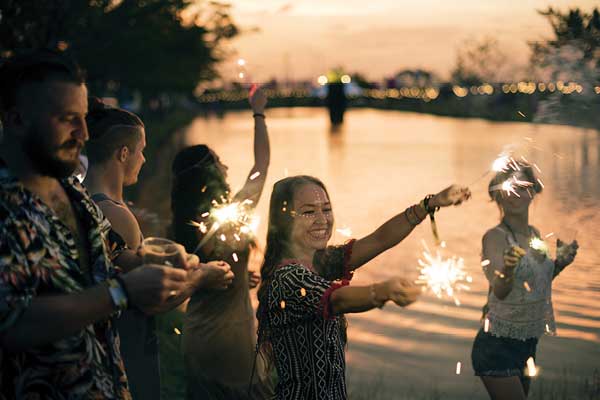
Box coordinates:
[171,87,274,399]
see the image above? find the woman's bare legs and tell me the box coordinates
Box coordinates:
[481,376,527,400]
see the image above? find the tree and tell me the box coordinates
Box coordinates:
[451,37,508,85]
[530,7,600,127]
[531,7,600,65]
[0,0,239,98]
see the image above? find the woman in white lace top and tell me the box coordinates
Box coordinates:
[471,161,578,400]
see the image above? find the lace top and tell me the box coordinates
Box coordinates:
[483,226,556,340]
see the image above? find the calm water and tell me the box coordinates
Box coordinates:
[142,108,600,398]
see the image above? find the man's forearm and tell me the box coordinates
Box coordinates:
[1,284,115,351]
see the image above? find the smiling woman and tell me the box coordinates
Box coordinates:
[256,174,471,399]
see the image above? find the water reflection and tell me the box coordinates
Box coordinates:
[139,108,600,399]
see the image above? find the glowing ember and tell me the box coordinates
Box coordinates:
[300,288,306,297]
[544,232,554,239]
[232,253,239,262]
[481,259,491,267]
[517,111,526,118]
[456,362,462,375]
[280,300,286,309]
[524,281,531,292]
[484,318,490,332]
[220,234,227,242]
[526,357,537,376]
[336,227,353,237]
[415,241,472,306]
[250,171,261,180]
[174,328,181,335]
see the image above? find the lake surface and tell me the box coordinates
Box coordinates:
[141,108,600,398]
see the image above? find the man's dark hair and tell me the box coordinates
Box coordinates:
[0,49,85,116]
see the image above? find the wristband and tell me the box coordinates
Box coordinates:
[253,113,266,119]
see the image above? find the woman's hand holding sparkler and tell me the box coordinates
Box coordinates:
[503,245,526,275]
[429,185,472,208]
[189,260,234,290]
[382,277,421,307]
[555,239,579,269]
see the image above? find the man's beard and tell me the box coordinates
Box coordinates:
[22,127,81,179]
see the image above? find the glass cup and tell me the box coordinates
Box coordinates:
[141,237,182,267]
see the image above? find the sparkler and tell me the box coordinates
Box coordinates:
[489,175,534,197]
[191,197,260,254]
[529,237,549,255]
[415,241,472,306]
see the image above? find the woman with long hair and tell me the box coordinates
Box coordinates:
[471,161,578,400]
[256,175,471,399]
[170,88,273,399]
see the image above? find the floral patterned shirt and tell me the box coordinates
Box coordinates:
[0,170,131,399]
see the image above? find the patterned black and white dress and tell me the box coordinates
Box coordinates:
[264,241,355,400]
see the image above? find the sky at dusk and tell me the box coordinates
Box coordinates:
[219,0,598,83]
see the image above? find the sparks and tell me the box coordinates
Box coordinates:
[300,288,306,297]
[174,328,181,335]
[456,362,462,375]
[526,357,537,377]
[336,227,353,237]
[415,241,472,306]
[492,154,512,172]
[250,171,261,180]
[524,281,531,292]
[232,253,239,262]
[191,197,260,254]
[529,237,549,255]
[517,111,526,118]
[537,178,545,189]
[544,232,555,239]
[484,318,490,332]
[280,300,286,309]
[490,176,534,197]
[481,259,491,267]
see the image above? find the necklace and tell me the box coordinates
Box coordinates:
[501,220,531,245]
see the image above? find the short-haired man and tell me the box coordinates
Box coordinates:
[0,50,222,399]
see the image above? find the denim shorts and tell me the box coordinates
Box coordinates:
[471,328,538,380]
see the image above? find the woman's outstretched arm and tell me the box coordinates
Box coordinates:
[347,185,471,270]
[330,277,420,315]
[234,87,270,206]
